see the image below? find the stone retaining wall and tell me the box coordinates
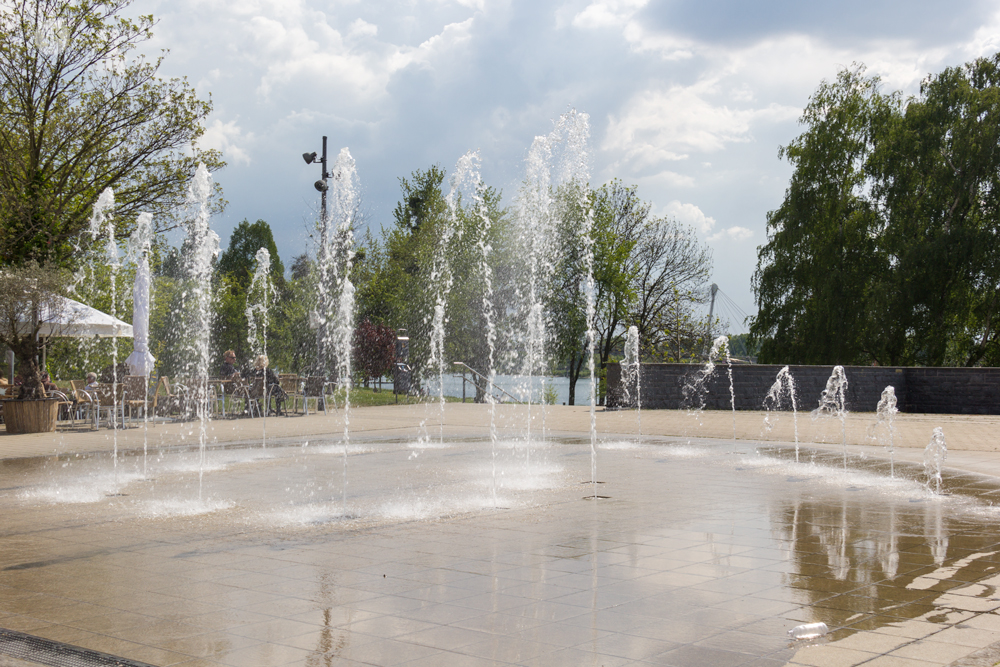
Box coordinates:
[607,363,1000,414]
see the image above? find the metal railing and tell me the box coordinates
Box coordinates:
[451,362,519,403]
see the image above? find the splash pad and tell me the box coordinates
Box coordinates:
[4,408,1000,667]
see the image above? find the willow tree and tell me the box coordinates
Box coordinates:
[0,0,224,267]
[752,55,1000,366]
[751,65,899,365]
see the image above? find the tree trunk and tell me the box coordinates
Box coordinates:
[567,347,586,406]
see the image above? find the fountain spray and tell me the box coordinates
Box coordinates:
[318,148,358,506]
[89,189,119,487]
[763,366,798,461]
[873,386,898,477]
[450,151,500,506]
[126,212,154,477]
[185,164,221,501]
[247,247,272,448]
[924,427,947,494]
[813,366,848,470]
[548,110,599,497]
[622,326,641,437]
[518,134,556,451]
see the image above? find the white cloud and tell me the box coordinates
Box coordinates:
[348,18,378,39]
[708,226,754,242]
[199,119,254,165]
[128,0,996,322]
[661,202,753,243]
[665,200,715,235]
[602,84,756,175]
[572,0,647,29]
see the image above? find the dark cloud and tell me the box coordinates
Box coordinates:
[637,0,993,47]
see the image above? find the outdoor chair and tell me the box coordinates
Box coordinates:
[151,376,180,418]
[298,376,331,415]
[228,376,257,417]
[73,389,99,429]
[92,383,126,429]
[248,378,268,417]
[48,389,77,427]
[122,376,150,423]
[279,376,301,414]
[173,378,217,420]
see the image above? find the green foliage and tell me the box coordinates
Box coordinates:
[210,219,294,373]
[217,220,285,286]
[354,165,511,393]
[547,180,713,403]
[753,55,1000,367]
[0,261,70,396]
[353,319,395,388]
[0,0,225,268]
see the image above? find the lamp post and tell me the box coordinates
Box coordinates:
[302,135,330,240]
[304,137,331,376]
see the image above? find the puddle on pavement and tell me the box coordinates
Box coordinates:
[1,435,999,665]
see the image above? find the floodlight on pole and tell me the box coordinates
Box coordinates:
[302,136,329,228]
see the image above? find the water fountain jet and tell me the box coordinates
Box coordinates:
[812,366,848,470]
[763,365,798,461]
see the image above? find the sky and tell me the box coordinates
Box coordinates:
[130,0,1000,334]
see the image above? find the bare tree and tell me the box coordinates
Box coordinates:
[630,217,712,360]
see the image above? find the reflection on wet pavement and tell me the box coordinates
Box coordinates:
[1,436,999,666]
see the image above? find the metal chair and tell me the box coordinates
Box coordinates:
[280,375,301,414]
[228,376,256,417]
[248,377,267,418]
[122,376,150,424]
[73,389,99,429]
[92,383,126,429]
[49,390,77,427]
[298,376,330,415]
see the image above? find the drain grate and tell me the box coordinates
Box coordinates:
[0,628,157,667]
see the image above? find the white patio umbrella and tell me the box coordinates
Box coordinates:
[124,213,155,376]
[14,295,133,372]
[23,296,133,338]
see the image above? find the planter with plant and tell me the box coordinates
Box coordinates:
[0,263,71,433]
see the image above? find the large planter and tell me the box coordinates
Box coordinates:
[4,399,59,434]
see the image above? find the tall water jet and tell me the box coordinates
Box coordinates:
[549,110,598,496]
[126,212,155,477]
[516,134,556,449]
[872,386,898,477]
[246,247,272,447]
[621,325,641,437]
[184,164,220,501]
[88,189,120,486]
[812,366,848,469]
[315,148,358,505]
[447,151,500,505]
[426,157,467,444]
[924,427,947,494]
[762,365,798,461]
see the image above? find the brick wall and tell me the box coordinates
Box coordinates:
[607,363,1000,414]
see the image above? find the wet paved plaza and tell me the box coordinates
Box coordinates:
[3,424,1000,666]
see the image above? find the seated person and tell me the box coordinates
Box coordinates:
[85,372,99,390]
[220,350,239,379]
[40,372,58,393]
[13,365,58,397]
